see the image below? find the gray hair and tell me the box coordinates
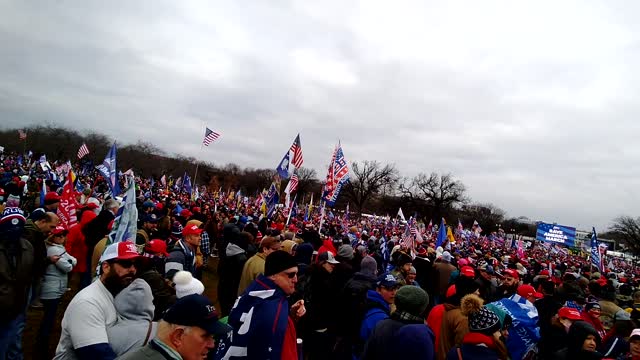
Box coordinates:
[103,199,119,211]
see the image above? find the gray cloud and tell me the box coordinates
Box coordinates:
[1,1,639,230]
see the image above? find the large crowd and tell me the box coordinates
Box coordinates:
[2,149,640,360]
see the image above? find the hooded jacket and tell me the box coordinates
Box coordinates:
[0,234,33,322]
[362,311,432,360]
[359,290,392,346]
[553,321,603,360]
[107,279,157,356]
[218,242,248,315]
[41,242,76,299]
[436,304,469,360]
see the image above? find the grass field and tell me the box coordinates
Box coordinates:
[23,258,220,359]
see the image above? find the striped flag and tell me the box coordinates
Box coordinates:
[77,143,90,159]
[285,173,299,194]
[289,134,303,168]
[18,129,27,140]
[203,127,221,146]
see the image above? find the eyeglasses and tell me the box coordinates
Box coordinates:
[283,271,298,279]
[114,259,136,268]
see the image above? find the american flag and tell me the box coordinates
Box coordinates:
[289,134,303,168]
[287,173,299,193]
[203,127,221,146]
[77,143,90,159]
[18,129,27,140]
[400,217,414,249]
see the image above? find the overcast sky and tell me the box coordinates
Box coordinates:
[1,1,638,230]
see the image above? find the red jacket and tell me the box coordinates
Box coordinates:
[65,210,96,273]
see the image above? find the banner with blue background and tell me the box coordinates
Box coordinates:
[536,222,576,247]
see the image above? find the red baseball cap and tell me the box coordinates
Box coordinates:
[504,269,520,279]
[99,241,140,263]
[180,209,193,218]
[182,224,203,236]
[44,191,61,204]
[144,239,169,257]
[460,266,476,278]
[539,269,550,276]
[558,307,582,320]
[517,284,543,299]
[446,284,457,298]
[50,225,68,236]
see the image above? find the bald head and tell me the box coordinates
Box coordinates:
[35,212,60,235]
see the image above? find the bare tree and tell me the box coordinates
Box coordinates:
[399,172,467,220]
[344,161,399,214]
[610,216,640,255]
[295,167,320,198]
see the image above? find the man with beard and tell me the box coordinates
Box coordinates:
[499,269,520,298]
[54,241,140,360]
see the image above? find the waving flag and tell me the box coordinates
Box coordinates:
[182,172,192,195]
[591,227,602,272]
[289,134,303,168]
[203,127,221,146]
[160,175,167,189]
[457,219,464,233]
[436,218,447,248]
[77,143,90,159]
[285,173,299,194]
[108,176,138,245]
[265,183,279,218]
[276,150,291,179]
[322,142,350,207]
[96,143,120,196]
[397,207,406,222]
[58,169,79,229]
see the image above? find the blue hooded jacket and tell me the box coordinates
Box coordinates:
[223,274,290,359]
[359,290,391,344]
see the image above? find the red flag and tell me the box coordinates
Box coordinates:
[57,169,79,228]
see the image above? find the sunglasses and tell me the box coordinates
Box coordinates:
[114,259,136,268]
[283,271,298,279]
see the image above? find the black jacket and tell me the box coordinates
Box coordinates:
[362,313,426,360]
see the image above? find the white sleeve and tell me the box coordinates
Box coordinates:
[67,299,110,348]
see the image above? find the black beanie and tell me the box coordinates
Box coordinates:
[264,250,298,276]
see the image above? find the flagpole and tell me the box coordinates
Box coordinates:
[286,194,297,226]
[192,122,206,200]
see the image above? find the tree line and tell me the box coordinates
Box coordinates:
[6,125,640,253]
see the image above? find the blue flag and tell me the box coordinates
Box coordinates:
[488,295,540,360]
[182,172,192,195]
[276,151,290,179]
[17,155,22,165]
[40,183,46,207]
[108,176,138,244]
[76,181,84,193]
[290,201,298,219]
[96,143,120,196]
[591,227,601,272]
[436,218,447,248]
[265,184,279,218]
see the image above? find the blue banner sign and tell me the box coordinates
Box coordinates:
[536,222,577,247]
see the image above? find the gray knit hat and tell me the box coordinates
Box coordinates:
[360,256,377,277]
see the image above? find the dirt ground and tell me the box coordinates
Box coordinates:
[23,258,220,359]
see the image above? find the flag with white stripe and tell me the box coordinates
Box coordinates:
[77,143,90,159]
[203,127,221,146]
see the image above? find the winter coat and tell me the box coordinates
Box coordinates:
[552,321,604,360]
[0,236,34,322]
[225,274,295,359]
[41,242,76,299]
[446,332,505,360]
[218,243,248,315]
[165,240,196,281]
[434,262,456,297]
[83,209,115,252]
[137,267,176,321]
[437,304,469,360]
[298,264,334,334]
[107,279,158,356]
[65,210,96,274]
[24,219,47,279]
[362,312,432,360]
[359,290,391,347]
[600,300,630,331]
[237,252,266,296]
[426,304,445,349]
